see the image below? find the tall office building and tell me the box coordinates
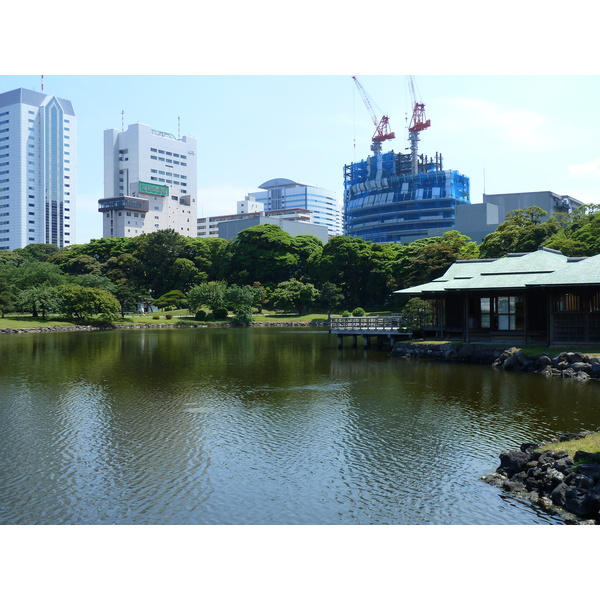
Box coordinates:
[0,88,76,250]
[344,150,470,244]
[99,123,197,238]
[248,178,343,237]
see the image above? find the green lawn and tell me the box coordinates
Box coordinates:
[540,432,600,460]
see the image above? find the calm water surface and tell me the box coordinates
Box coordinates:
[1,327,599,525]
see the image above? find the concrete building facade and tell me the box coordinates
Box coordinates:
[197,201,317,239]
[99,123,197,238]
[217,214,329,243]
[0,88,76,250]
[454,191,583,243]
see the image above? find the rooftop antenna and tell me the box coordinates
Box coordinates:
[121,110,124,132]
[41,75,44,93]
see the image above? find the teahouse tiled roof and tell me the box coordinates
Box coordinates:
[395,247,577,295]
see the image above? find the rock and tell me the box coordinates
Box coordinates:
[550,482,568,506]
[575,463,600,480]
[503,479,527,493]
[498,450,530,477]
[573,451,600,464]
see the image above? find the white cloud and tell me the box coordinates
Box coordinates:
[433,97,553,150]
[568,157,600,179]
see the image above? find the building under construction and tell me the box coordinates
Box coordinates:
[344,76,470,244]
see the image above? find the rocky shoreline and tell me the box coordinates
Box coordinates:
[391,342,600,382]
[482,428,600,524]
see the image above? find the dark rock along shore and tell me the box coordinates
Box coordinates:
[482,429,600,524]
[391,342,600,382]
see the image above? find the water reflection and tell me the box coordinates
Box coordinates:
[0,328,597,525]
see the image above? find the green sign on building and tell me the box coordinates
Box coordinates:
[138,181,169,196]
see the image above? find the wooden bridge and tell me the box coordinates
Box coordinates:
[329,316,412,349]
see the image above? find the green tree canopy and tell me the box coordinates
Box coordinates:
[270,278,319,315]
[223,224,299,286]
[186,281,228,314]
[479,207,558,258]
[58,285,120,322]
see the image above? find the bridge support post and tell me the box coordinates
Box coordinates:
[337,335,343,349]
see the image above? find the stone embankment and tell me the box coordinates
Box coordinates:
[0,320,326,335]
[392,342,510,364]
[482,429,600,524]
[392,343,600,382]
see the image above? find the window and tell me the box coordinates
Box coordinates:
[496,296,523,331]
[554,293,581,312]
[478,298,491,328]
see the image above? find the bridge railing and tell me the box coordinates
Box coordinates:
[329,316,407,332]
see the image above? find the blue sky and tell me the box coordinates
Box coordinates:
[2,73,600,246]
[3,3,600,249]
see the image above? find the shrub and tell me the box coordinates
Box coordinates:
[194,310,207,321]
[165,314,173,320]
[341,310,351,317]
[152,314,160,320]
[352,307,366,317]
[212,307,228,320]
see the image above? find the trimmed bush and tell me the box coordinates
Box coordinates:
[341,310,351,317]
[194,310,207,321]
[212,307,228,320]
[152,314,160,320]
[165,314,173,320]
[352,307,366,317]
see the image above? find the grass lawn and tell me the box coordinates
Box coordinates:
[540,432,600,460]
[0,315,78,329]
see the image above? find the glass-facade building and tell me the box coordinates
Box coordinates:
[249,178,343,237]
[344,150,470,244]
[0,88,76,250]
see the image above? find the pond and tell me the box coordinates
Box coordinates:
[1,327,598,525]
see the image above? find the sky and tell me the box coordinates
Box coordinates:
[2,73,600,246]
[3,4,598,589]
[3,2,600,247]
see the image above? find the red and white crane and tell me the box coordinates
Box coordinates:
[352,76,395,155]
[407,75,431,174]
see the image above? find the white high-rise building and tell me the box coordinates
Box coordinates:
[0,88,76,250]
[99,123,197,238]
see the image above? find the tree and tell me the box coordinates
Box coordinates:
[14,243,60,263]
[186,281,228,314]
[133,229,188,297]
[17,284,60,319]
[544,205,600,256]
[402,231,480,288]
[155,290,186,311]
[58,285,120,322]
[313,236,374,307]
[223,224,299,286]
[319,282,345,319]
[479,207,558,258]
[183,237,229,281]
[400,297,435,335]
[170,258,203,293]
[0,277,17,317]
[225,284,257,326]
[270,278,319,316]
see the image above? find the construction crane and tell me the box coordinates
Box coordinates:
[352,76,395,155]
[407,75,431,174]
